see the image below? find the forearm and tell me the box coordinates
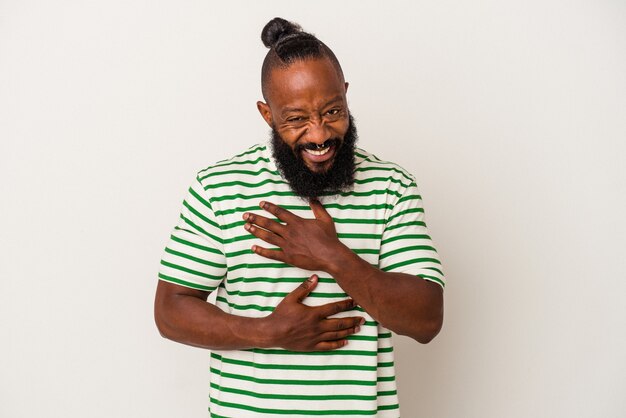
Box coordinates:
[154,284,272,350]
[326,245,444,343]
[154,278,364,352]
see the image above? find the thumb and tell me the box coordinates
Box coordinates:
[290,274,318,303]
[309,199,332,222]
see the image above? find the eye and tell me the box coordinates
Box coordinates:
[323,108,343,121]
[286,115,308,124]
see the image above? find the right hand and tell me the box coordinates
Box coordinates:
[261,274,365,351]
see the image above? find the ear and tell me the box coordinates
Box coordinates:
[344,82,349,93]
[256,101,273,127]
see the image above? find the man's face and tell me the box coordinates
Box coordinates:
[270,114,357,200]
[257,58,357,199]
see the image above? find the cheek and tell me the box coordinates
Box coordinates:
[332,119,350,139]
[279,129,306,149]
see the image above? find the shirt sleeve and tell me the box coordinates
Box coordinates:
[378,180,445,289]
[157,175,227,292]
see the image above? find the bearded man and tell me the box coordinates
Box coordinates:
[154,17,445,418]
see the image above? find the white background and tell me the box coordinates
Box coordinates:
[1,1,625,417]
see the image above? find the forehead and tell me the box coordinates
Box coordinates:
[266,58,346,112]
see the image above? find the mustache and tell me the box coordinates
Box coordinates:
[296,138,340,152]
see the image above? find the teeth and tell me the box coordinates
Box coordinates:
[304,147,331,156]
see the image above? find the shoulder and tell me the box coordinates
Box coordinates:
[195,143,276,188]
[354,147,416,189]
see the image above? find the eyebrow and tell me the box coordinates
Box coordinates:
[280,95,344,118]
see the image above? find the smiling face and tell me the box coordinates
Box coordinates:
[257,57,351,174]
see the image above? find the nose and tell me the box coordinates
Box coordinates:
[304,118,332,145]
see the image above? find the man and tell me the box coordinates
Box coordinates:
[155,17,444,417]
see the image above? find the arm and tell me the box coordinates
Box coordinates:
[243,200,444,344]
[155,280,264,350]
[325,244,443,343]
[154,274,365,351]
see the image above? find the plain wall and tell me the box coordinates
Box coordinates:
[1,1,625,417]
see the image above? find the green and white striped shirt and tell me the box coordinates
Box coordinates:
[158,141,445,417]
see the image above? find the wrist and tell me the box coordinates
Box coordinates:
[324,242,360,277]
[253,316,276,349]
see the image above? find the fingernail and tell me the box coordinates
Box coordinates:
[354,326,361,333]
[243,213,249,220]
[259,201,266,208]
[359,318,365,325]
[244,223,251,231]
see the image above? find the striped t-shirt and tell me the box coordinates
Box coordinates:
[158,141,445,417]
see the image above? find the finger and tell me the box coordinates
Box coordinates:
[243,212,286,236]
[319,316,365,333]
[287,274,318,303]
[317,325,361,342]
[251,245,286,262]
[315,298,357,318]
[309,199,332,222]
[259,201,299,224]
[244,223,286,247]
[313,339,348,351]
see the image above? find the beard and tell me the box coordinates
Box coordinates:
[270,114,358,201]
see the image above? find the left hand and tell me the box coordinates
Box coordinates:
[243,200,344,272]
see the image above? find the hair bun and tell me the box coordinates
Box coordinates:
[261,17,302,48]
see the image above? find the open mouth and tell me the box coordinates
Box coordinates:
[304,147,332,156]
[300,140,338,165]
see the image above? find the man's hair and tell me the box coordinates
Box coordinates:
[260,17,344,101]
